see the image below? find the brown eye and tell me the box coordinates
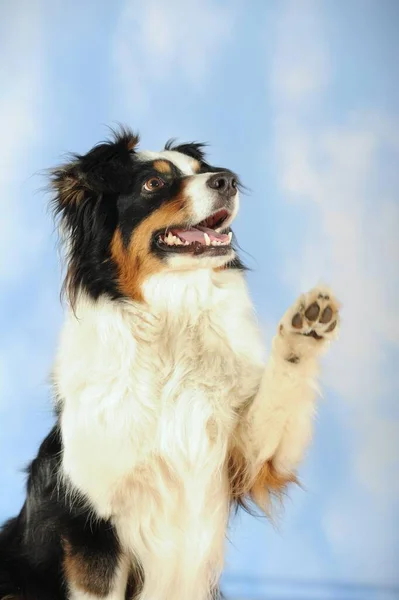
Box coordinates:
[143,177,165,192]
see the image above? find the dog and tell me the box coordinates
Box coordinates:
[0,128,340,600]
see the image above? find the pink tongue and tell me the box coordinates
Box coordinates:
[171,226,229,243]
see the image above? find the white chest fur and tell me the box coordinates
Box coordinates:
[54,269,265,600]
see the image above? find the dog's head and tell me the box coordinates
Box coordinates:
[51,128,243,305]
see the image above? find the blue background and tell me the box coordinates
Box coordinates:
[1,1,398,598]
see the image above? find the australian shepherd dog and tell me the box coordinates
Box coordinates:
[0,128,340,600]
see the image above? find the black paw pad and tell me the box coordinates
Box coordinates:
[304,330,323,340]
[320,306,333,324]
[325,320,337,333]
[292,313,303,329]
[305,302,320,321]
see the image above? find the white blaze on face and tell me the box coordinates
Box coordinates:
[137,150,198,175]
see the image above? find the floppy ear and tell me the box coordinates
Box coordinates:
[49,127,140,306]
[50,128,140,208]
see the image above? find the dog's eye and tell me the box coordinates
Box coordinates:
[143,177,165,192]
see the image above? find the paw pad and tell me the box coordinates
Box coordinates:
[292,313,303,329]
[320,306,333,324]
[288,287,340,342]
[304,302,320,321]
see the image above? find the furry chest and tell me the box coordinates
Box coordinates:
[146,320,259,412]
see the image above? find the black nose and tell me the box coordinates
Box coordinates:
[206,172,238,198]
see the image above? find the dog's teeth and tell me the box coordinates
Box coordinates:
[204,233,211,246]
[228,232,232,243]
[211,240,218,246]
[162,232,185,246]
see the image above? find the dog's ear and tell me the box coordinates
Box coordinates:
[50,128,140,307]
[50,128,140,208]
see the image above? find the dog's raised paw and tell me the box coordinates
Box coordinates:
[278,286,340,361]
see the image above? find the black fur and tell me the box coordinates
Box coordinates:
[164,139,207,162]
[0,430,231,600]
[50,128,139,304]
[0,426,130,600]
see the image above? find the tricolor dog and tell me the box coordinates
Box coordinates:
[0,129,340,600]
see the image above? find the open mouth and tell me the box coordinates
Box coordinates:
[155,209,233,255]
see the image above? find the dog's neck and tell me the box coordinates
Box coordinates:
[61,267,263,372]
[141,268,232,316]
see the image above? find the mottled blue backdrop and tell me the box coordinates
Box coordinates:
[1,1,398,598]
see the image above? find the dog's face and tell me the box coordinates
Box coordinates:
[52,129,243,304]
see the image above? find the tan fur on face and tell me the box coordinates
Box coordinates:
[153,159,172,174]
[111,196,190,301]
[190,159,201,173]
[228,446,298,513]
[63,540,112,597]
